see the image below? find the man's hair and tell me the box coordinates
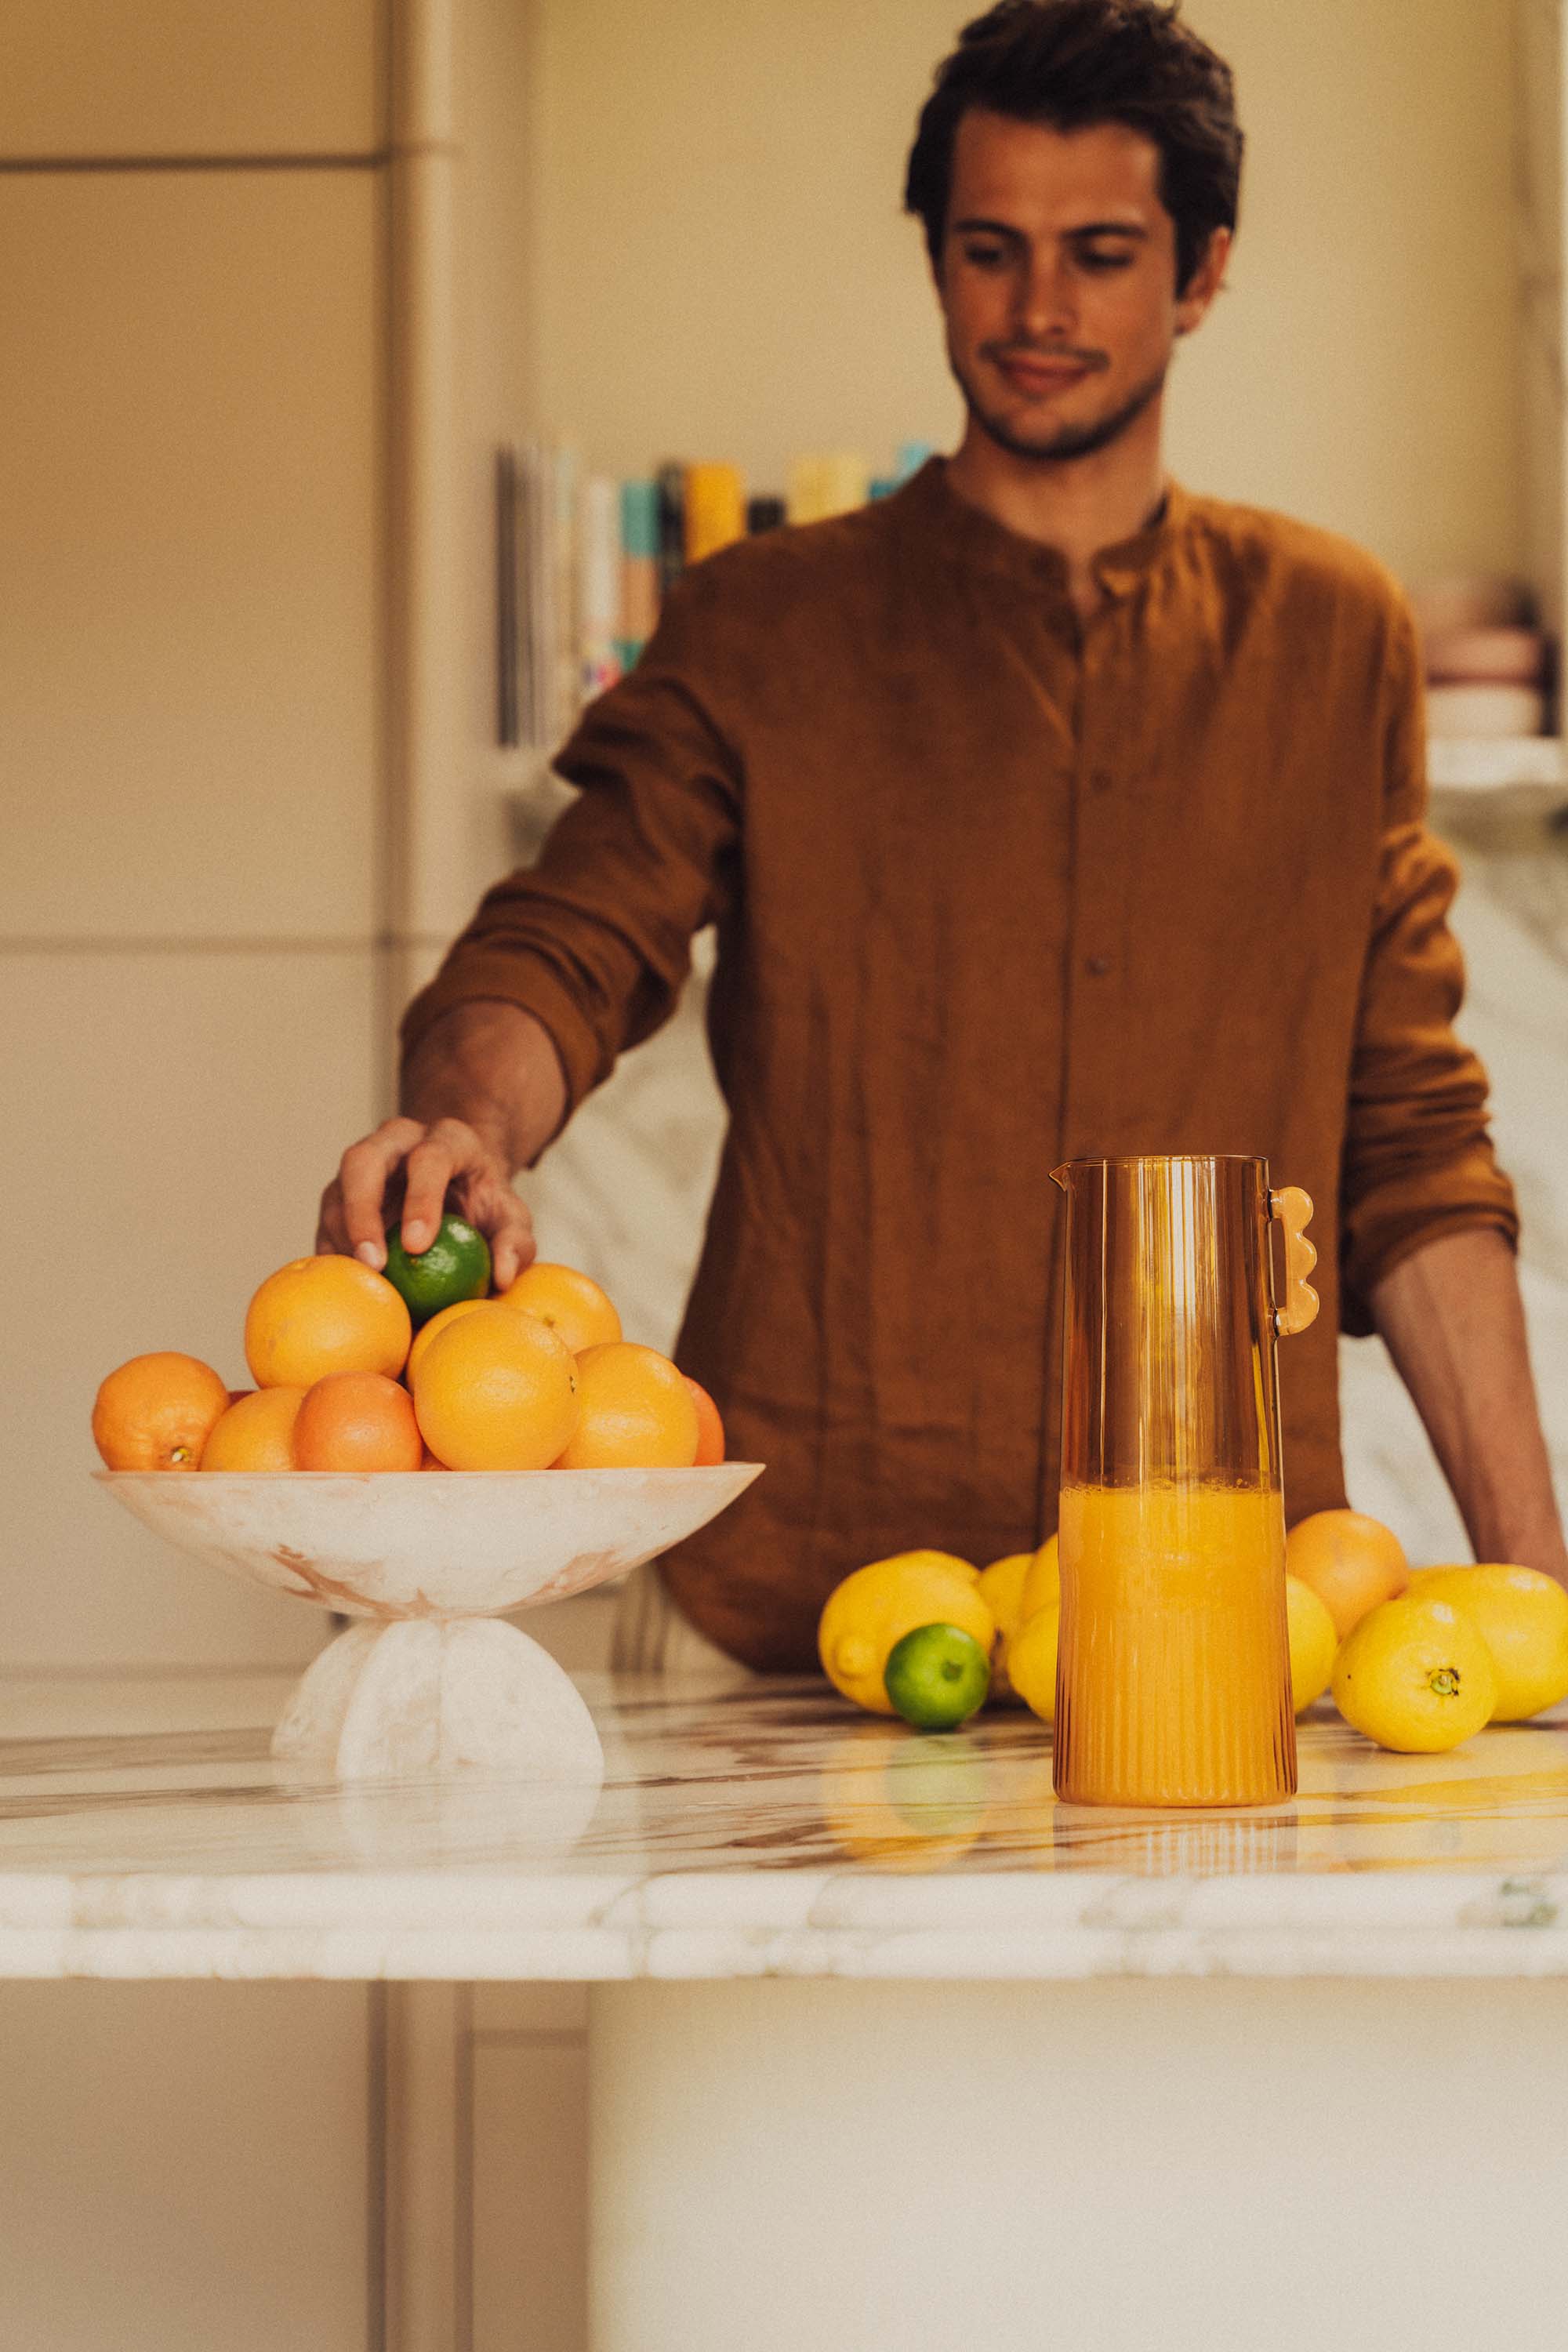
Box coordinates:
[905,0,1243,292]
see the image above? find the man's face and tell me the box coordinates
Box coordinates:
[936,109,1226,463]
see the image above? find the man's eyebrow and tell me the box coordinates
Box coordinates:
[949,215,1149,240]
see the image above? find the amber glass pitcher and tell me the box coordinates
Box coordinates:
[1050,1156,1319,1808]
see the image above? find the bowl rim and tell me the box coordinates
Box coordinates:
[93,1463,764,1482]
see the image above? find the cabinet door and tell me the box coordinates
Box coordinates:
[0,169,381,942]
[0,0,384,159]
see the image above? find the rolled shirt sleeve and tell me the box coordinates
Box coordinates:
[399,565,743,1117]
[1337,602,1519,1334]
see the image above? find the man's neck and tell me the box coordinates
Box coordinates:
[945,405,1168,622]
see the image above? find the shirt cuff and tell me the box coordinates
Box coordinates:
[398,950,608,1136]
[1339,1160,1520,1337]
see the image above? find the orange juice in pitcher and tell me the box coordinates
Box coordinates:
[1050,1157,1319,1808]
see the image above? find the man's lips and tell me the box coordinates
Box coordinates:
[991,353,1100,395]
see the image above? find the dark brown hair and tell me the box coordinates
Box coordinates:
[905,0,1243,292]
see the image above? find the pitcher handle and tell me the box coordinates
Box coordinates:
[1269,1185,1319,1338]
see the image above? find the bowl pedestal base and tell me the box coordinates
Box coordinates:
[271,1617,605,1782]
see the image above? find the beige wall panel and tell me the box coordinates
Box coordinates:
[0,1981,368,2350]
[473,2039,589,2352]
[0,170,381,942]
[1172,0,1520,586]
[1,946,377,1667]
[0,0,384,159]
[529,0,1519,586]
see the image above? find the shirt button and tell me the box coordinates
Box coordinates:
[1086,953,1112,977]
[1089,768,1112,794]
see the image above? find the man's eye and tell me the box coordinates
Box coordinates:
[961,244,1007,269]
[1077,248,1134,273]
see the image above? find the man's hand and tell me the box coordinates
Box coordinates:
[316,1000,571,1292]
[316,1115,539,1290]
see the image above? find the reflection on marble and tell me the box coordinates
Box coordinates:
[5,1671,1568,1980]
[1341,798,1568,1562]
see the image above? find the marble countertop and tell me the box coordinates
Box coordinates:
[4,1668,1568,1981]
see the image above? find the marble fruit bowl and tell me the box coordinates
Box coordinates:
[97,1463,762,1784]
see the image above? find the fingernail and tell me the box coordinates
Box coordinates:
[356,1242,384,1269]
[404,1223,429,1250]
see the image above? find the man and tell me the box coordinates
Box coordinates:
[319,0,1566,1671]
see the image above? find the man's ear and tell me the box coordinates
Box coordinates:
[1174,225,1232,337]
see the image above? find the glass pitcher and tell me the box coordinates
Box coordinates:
[1049,1156,1319,1808]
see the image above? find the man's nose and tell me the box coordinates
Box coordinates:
[1014,250,1077,341]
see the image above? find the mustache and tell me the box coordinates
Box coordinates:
[984,342,1109,370]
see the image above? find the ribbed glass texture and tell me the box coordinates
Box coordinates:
[1052,1157,1298,1809]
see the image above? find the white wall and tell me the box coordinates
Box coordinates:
[527,0,1520,589]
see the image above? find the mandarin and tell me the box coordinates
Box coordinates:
[294,1371,423,1472]
[407,1294,495,1384]
[245,1256,411,1389]
[92,1352,231,1472]
[553,1341,699,1470]
[684,1375,726,1466]
[499,1261,622,1355]
[201,1386,304,1472]
[412,1301,580,1471]
[1286,1508,1409,1639]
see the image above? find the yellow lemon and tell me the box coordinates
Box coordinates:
[1019,1534,1061,1621]
[978,1550,1034,1702]
[1413,1565,1568,1722]
[817,1551,990,1716]
[1332,1595,1496,1754]
[1008,1602,1060,1724]
[1286,1573,1338,1715]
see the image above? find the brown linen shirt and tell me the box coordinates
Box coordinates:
[403,459,1519,1671]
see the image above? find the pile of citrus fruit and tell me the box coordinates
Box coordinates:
[818,1506,1568,1755]
[92,1215,724,1475]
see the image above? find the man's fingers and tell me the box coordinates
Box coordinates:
[316,1179,350,1257]
[399,1120,490,1252]
[482,1188,539,1293]
[337,1117,427,1267]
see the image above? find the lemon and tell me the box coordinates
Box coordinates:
[1019,1534,1061,1621]
[1285,1573,1338,1715]
[1332,1594,1496,1753]
[1008,1602,1060,1723]
[884,1624,991,1730]
[978,1550,1034,1701]
[817,1551,990,1715]
[1413,1565,1568,1722]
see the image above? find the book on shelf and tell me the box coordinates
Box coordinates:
[495,438,936,752]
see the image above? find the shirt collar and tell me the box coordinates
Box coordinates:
[897,455,1190,601]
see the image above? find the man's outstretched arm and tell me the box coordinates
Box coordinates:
[1370,1227,1568,1585]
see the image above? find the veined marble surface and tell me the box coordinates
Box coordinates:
[3,1668,1568,1983]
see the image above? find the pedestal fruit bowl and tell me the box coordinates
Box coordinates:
[97,1464,762,1781]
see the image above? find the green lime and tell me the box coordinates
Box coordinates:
[383,1212,492,1327]
[883,1623,991,1732]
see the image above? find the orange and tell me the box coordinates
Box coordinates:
[684,1375,726,1465]
[295,1371,423,1472]
[412,1301,580,1471]
[201,1387,304,1472]
[499,1261,622,1355]
[1285,1507,1409,1640]
[245,1256,411,1390]
[407,1295,495,1385]
[93,1352,231,1472]
[554,1342,699,1470]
